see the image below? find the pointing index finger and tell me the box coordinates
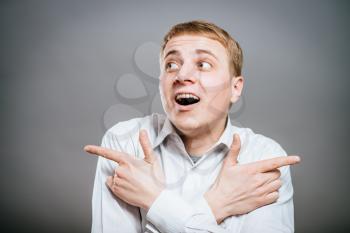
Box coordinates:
[84,145,125,164]
[253,155,301,172]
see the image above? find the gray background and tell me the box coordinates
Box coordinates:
[1,0,349,232]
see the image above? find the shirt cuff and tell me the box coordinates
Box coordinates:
[146,189,194,232]
[192,196,217,223]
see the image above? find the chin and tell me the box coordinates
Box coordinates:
[170,113,204,135]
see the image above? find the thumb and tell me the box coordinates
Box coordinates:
[139,129,156,164]
[224,133,241,166]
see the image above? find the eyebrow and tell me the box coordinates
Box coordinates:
[164,50,180,59]
[163,49,218,61]
[195,49,219,60]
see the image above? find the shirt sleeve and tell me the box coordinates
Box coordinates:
[146,190,230,233]
[91,131,142,233]
[239,141,295,233]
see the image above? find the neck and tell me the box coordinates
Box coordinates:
[180,116,228,156]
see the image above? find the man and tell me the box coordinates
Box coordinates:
[84,20,300,232]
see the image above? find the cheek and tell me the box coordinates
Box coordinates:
[159,76,173,104]
[159,75,169,90]
[200,74,231,97]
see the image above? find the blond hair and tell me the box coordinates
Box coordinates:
[161,20,243,77]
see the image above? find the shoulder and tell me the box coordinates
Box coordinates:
[234,126,287,164]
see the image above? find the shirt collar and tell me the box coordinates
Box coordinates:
[153,117,176,149]
[153,116,236,151]
[216,116,235,149]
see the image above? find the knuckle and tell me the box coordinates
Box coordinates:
[115,167,126,178]
[255,187,264,196]
[123,160,132,168]
[271,161,279,169]
[256,196,266,207]
[276,179,282,188]
[254,173,264,185]
[96,148,103,155]
[264,197,274,205]
[110,183,117,191]
[270,191,279,201]
[271,169,281,178]
[264,192,279,204]
[113,185,121,194]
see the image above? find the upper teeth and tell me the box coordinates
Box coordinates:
[176,93,199,100]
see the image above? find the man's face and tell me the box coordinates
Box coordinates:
[159,35,242,135]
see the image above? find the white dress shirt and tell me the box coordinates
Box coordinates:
[91,113,294,233]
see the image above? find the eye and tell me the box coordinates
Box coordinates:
[198,61,212,71]
[165,62,179,72]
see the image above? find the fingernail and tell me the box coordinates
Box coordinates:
[294,155,301,163]
[83,145,91,151]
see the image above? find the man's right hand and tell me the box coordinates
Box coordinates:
[204,134,300,224]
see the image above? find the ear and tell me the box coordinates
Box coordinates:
[230,76,244,104]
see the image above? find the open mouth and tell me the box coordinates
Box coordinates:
[175,93,200,106]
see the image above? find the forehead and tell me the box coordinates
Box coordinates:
[163,35,227,58]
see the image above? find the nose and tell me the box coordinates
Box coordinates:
[175,64,198,84]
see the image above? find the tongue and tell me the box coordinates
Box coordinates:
[177,97,199,106]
